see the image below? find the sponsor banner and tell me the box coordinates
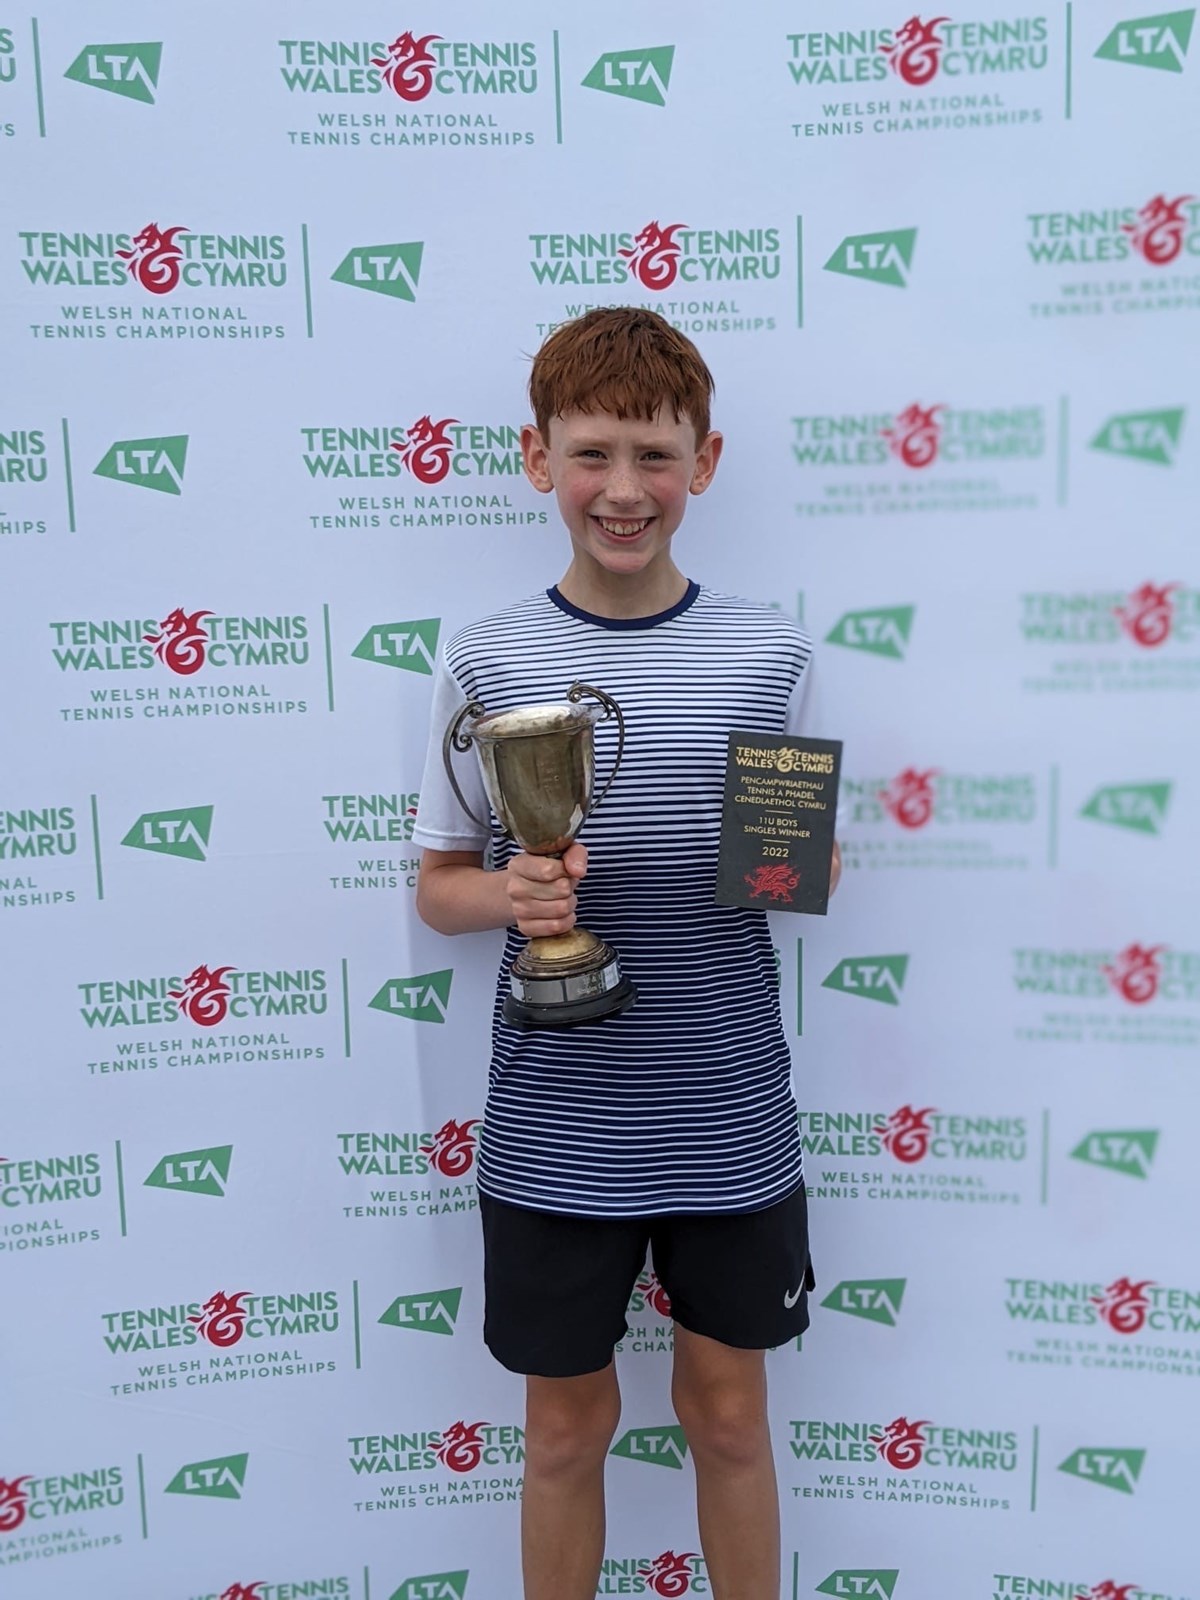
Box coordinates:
[1012,944,1200,1049]
[1,799,96,912]
[323,791,420,895]
[839,767,1046,872]
[1005,1274,1200,1378]
[337,1123,481,1224]
[786,1413,1024,1511]
[19,221,312,343]
[276,30,555,151]
[786,14,1061,143]
[792,398,1052,521]
[299,420,547,533]
[348,1420,524,1514]
[48,605,332,728]
[800,1106,1035,1206]
[0,1145,110,1255]
[1019,583,1200,695]
[102,1285,348,1398]
[78,959,344,1081]
[0,1456,135,1566]
[0,421,66,536]
[1027,195,1200,319]
[530,217,788,340]
[599,1551,709,1595]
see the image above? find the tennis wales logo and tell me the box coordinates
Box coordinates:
[636,1552,703,1595]
[372,33,443,99]
[1123,195,1195,263]
[582,46,675,105]
[1114,583,1179,646]
[868,1417,929,1468]
[1101,944,1163,1003]
[145,607,212,674]
[879,769,937,827]
[170,964,236,1025]
[882,403,943,467]
[1089,1277,1154,1333]
[0,1464,124,1531]
[881,17,949,83]
[116,223,189,293]
[620,221,689,288]
[393,417,457,482]
[64,42,162,103]
[1095,10,1195,71]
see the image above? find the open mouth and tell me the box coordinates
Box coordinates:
[590,514,654,540]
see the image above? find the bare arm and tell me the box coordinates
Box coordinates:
[416,844,588,938]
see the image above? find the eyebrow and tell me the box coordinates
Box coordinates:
[568,436,681,450]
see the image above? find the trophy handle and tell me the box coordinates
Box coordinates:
[442,699,490,830]
[567,682,625,816]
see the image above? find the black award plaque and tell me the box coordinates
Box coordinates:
[714,733,842,915]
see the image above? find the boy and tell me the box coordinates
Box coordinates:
[413,307,840,1600]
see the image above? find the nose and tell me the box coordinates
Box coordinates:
[604,464,642,506]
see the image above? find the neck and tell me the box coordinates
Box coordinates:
[555,556,690,620]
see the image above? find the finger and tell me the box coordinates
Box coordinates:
[509,853,567,883]
[562,842,588,878]
[518,913,578,938]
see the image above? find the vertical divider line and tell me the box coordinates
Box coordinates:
[342,957,352,1059]
[796,216,804,328]
[115,1139,128,1237]
[1057,394,1069,507]
[353,1279,363,1370]
[90,794,104,900]
[1048,765,1059,869]
[31,19,46,137]
[553,31,563,144]
[301,223,314,339]
[324,602,335,711]
[1041,1109,1051,1206]
[1065,3,1074,119]
[62,418,77,531]
[796,938,804,1037]
[1030,1423,1040,1511]
[137,1452,149,1537]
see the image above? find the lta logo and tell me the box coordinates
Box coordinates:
[880,16,948,84]
[882,403,943,468]
[145,607,213,674]
[116,223,189,293]
[868,1416,929,1469]
[619,221,688,288]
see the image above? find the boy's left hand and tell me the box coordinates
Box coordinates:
[829,841,842,896]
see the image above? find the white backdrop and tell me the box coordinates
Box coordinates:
[3,4,1197,1598]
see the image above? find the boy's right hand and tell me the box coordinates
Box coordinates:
[505,843,588,938]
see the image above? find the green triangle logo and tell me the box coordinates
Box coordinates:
[332,242,424,301]
[352,619,440,675]
[1058,1446,1145,1494]
[816,1573,900,1600]
[824,228,917,288]
[121,805,213,861]
[64,42,162,103]
[610,1426,689,1470]
[826,606,914,661]
[368,971,453,1024]
[379,1288,462,1335]
[1095,10,1194,70]
[94,434,187,495]
[1080,782,1171,835]
[1069,1129,1159,1179]
[822,955,908,1006]
[1089,408,1184,465]
[144,1144,233,1198]
[581,46,675,105]
[389,1575,469,1600]
[820,1278,907,1327]
[165,1452,248,1498]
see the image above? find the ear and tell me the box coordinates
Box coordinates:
[689,430,723,495]
[520,423,554,493]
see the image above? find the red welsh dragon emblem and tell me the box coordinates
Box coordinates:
[881,17,949,84]
[882,403,944,468]
[869,1416,930,1469]
[1114,582,1177,648]
[1090,1277,1154,1335]
[435,1420,488,1473]
[1101,944,1164,1005]
[1121,194,1195,265]
[635,1269,673,1320]
[421,1118,482,1177]
[144,607,213,675]
[189,1290,252,1347]
[220,1585,267,1600]
[1078,1586,1139,1600]
[116,223,189,295]
[876,1105,936,1164]
[879,769,939,829]
[744,863,800,903]
[0,1477,32,1532]
[371,33,442,100]
[619,221,688,289]
[170,964,236,1026]
[638,1552,701,1597]
[393,416,458,484]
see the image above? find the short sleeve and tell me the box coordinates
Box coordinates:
[411,649,491,852]
[784,653,847,833]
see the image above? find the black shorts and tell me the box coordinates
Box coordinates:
[479,1185,814,1378]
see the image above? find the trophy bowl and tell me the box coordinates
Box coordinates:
[443,683,637,1029]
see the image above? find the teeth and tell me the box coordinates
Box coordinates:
[596,517,651,536]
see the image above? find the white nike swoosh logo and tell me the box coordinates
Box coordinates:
[784,1284,803,1309]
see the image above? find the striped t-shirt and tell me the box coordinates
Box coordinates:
[412,581,817,1218]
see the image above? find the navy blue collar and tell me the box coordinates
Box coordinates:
[547,580,700,631]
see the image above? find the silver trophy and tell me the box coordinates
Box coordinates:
[443,682,636,1028]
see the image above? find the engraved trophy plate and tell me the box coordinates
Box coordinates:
[443,683,637,1029]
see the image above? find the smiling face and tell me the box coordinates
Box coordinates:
[521,406,722,588]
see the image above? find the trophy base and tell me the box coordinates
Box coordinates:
[503,928,637,1030]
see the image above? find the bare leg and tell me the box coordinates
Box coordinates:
[671,1324,779,1600]
[521,1363,622,1600]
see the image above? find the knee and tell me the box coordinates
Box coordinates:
[525,1375,621,1476]
[672,1378,769,1470]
